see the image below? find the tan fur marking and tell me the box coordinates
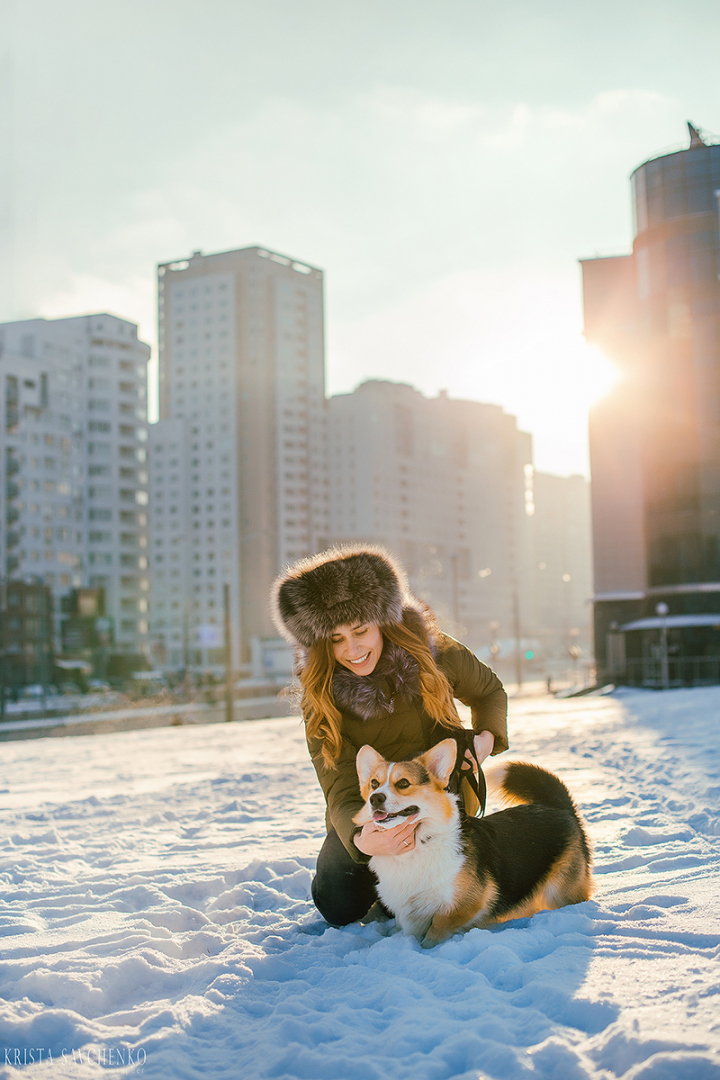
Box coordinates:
[422,864,498,945]
[387,762,455,823]
[357,763,388,803]
[485,762,530,808]
[389,761,427,788]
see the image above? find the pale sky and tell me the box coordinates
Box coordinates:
[2,0,719,475]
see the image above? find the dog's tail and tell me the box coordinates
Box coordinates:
[486,760,579,814]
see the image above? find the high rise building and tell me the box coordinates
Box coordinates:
[581,123,720,683]
[326,380,535,659]
[0,314,151,662]
[152,246,327,672]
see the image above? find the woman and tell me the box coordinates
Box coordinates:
[271,545,508,928]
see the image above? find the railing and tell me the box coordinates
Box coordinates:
[620,656,720,688]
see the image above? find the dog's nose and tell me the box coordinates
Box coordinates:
[370,792,386,809]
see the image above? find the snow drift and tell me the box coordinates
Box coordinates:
[1,687,719,1078]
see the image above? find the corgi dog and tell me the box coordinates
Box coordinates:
[354,738,592,947]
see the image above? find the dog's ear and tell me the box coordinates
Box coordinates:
[356,744,386,787]
[420,739,457,786]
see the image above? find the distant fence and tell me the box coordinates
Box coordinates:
[618,656,720,689]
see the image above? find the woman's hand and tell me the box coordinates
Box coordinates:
[461,729,494,773]
[353,815,418,856]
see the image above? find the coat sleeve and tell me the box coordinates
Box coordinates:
[306,727,371,864]
[437,636,509,754]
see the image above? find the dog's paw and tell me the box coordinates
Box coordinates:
[360,900,394,925]
[420,932,450,948]
[419,928,450,948]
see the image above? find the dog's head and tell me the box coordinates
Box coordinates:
[353,738,459,829]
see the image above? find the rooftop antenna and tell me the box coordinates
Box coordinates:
[687,121,707,148]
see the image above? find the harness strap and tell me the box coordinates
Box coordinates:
[447,729,486,817]
[424,719,487,817]
[456,733,486,817]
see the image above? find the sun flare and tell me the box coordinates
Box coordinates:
[579,343,622,408]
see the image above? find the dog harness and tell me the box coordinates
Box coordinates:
[447,728,487,817]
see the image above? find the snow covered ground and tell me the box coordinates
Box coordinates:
[1,686,719,1079]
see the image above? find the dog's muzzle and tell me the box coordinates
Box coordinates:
[371,804,420,823]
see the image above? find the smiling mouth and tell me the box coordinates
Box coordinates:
[349,652,371,665]
[372,805,419,823]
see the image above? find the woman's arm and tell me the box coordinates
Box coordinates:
[473,729,494,763]
[306,731,373,863]
[439,636,509,754]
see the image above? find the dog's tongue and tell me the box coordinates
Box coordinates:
[372,810,389,822]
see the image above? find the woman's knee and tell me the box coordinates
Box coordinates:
[311,872,372,927]
[311,831,378,926]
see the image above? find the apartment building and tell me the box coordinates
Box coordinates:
[148,418,191,669]
[152,246,327,671]
[0,314,150,660]
[326,380,535,658]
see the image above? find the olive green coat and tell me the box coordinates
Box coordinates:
[305,635,509,863]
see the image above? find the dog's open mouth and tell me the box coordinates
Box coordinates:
[372,805,419,823]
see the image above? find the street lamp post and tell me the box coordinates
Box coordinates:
[449,552,459,631]
[656,602,669,690]
[223,582,233,723]
[0,579,5,722]
[489,620,500,667]
[512,588,522,692]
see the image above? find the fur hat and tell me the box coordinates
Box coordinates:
[271,545,410,648]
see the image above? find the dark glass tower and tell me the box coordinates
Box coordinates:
[582,124,720,684]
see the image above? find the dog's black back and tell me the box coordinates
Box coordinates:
[461,761,592,922]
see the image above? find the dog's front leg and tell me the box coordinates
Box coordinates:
[396,910,433,941]
[420,915,455,948]
[421,909,469,948]
[421,893,491,947]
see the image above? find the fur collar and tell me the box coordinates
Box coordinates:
[332,640,422,722]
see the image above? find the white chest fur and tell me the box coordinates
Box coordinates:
[370,819,464,939]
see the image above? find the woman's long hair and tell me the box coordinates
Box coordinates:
[300,617,463,769]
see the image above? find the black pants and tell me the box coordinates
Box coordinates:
[311,828,381,927]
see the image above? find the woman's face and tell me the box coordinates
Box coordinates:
[331,622,384,676]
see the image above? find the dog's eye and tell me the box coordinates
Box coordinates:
[370,779,380,790]
[395,778,410,790]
